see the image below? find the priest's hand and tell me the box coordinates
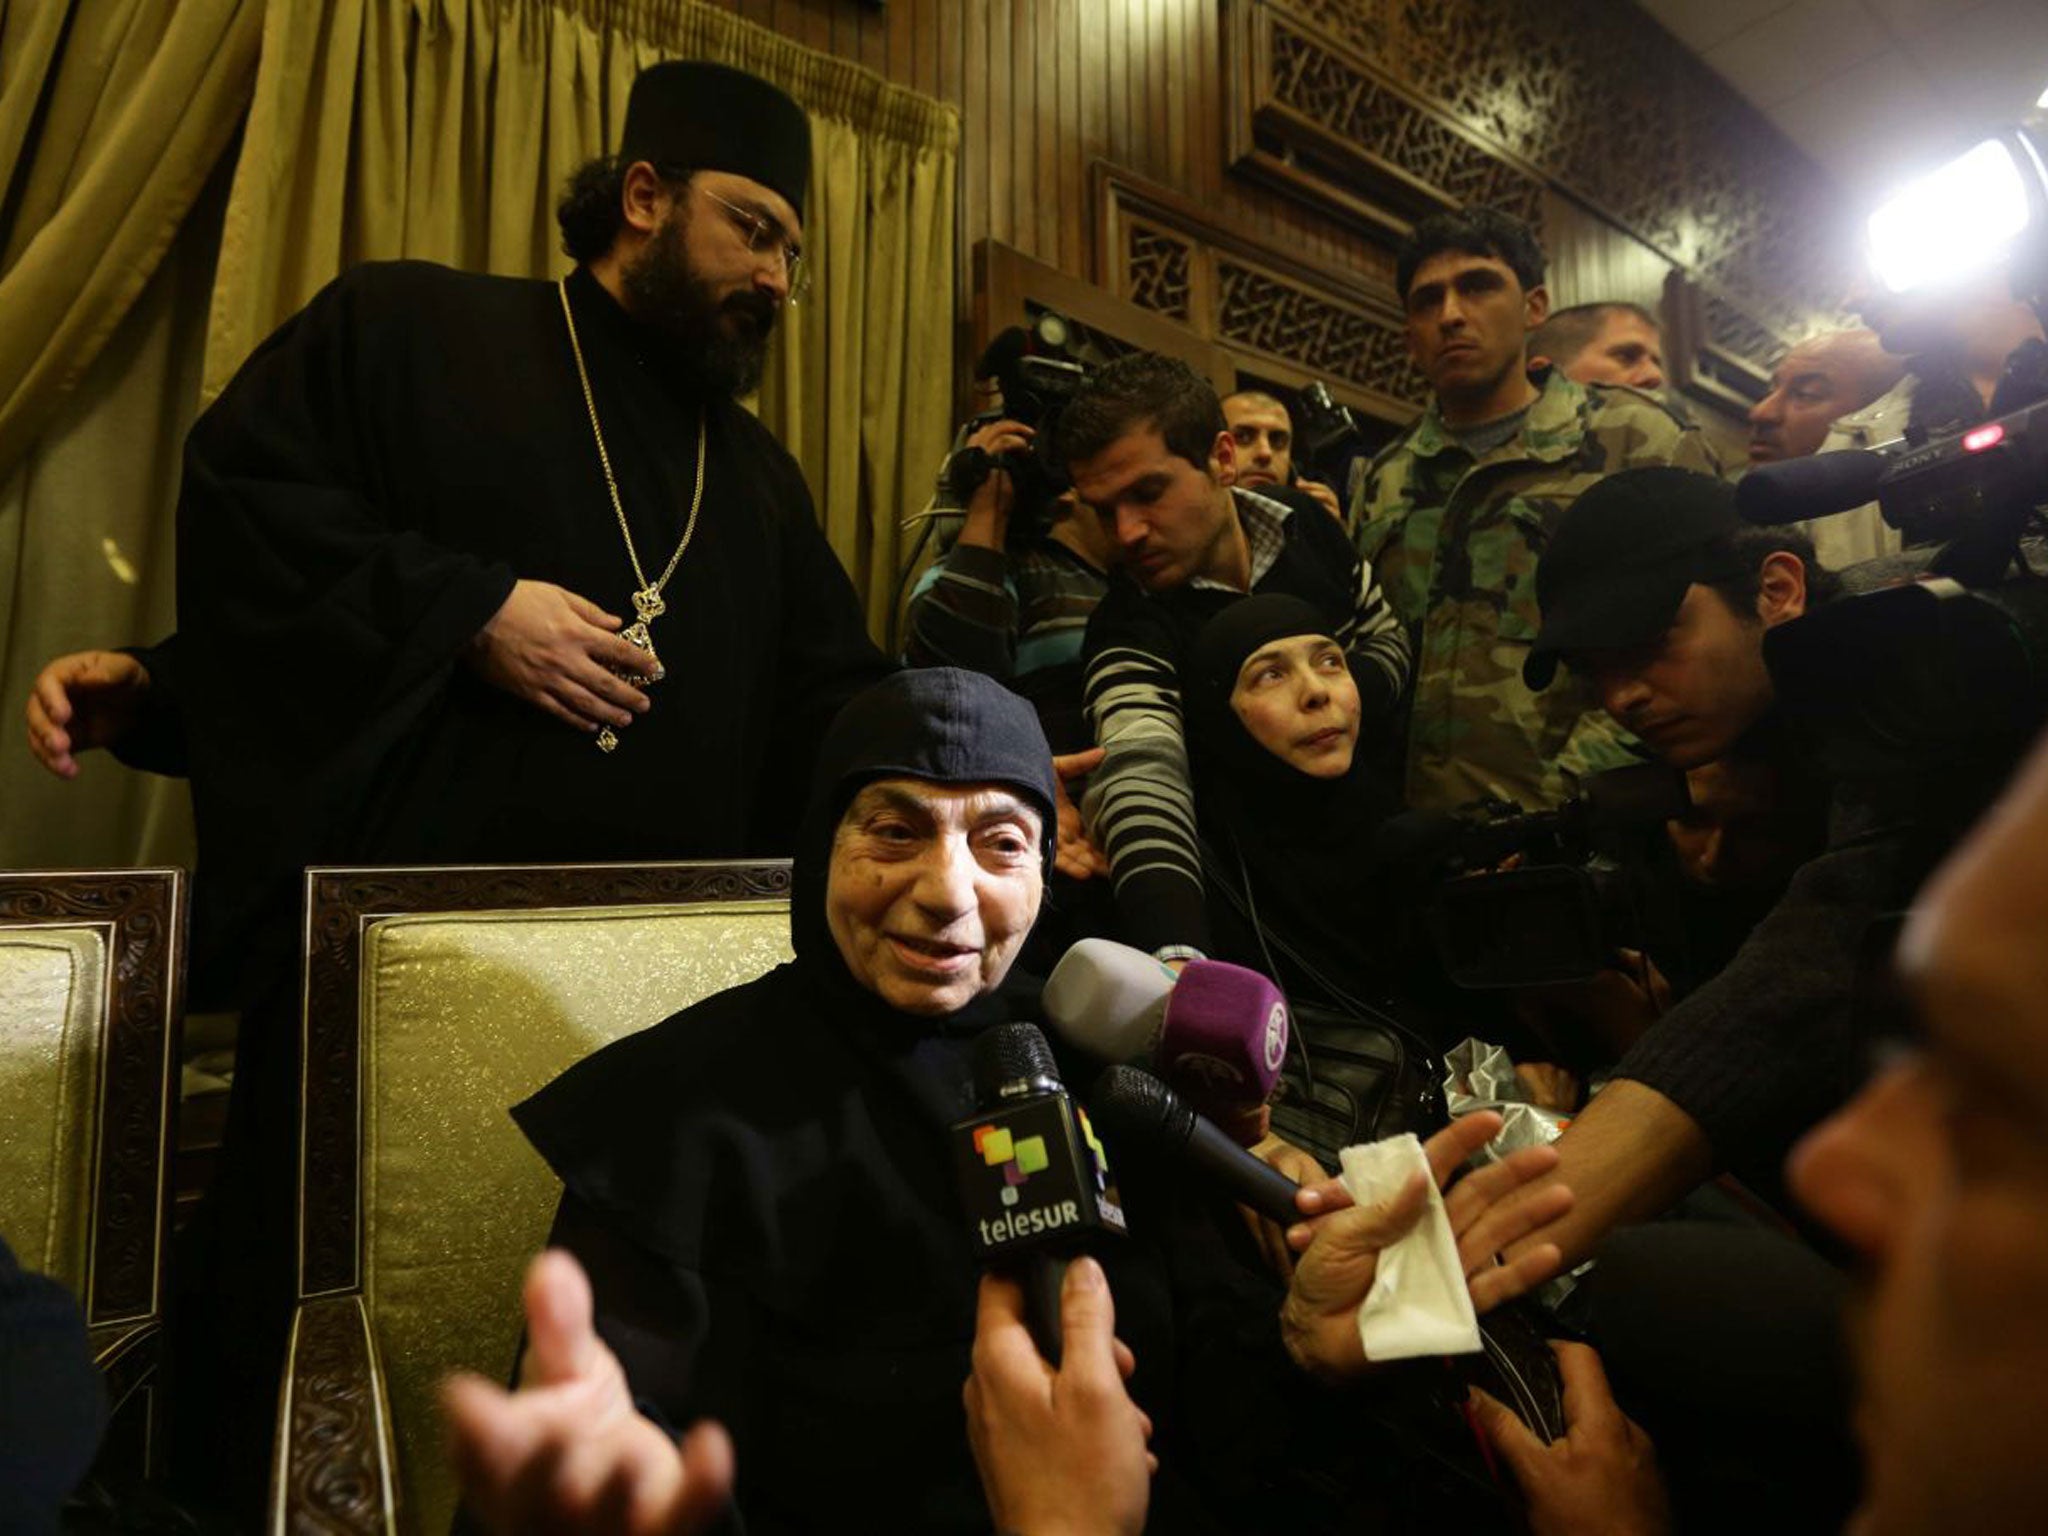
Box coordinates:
[26,649,151,778]
[443,1250,734,1535]
[468,580,658,735]
[1278,1112,1573,1381]
[964,1257,1153,1536]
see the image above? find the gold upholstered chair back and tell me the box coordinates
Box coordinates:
[0,869,186,1479]
[274,862,793,1535]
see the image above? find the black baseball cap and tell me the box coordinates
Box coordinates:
[1524,467,1750,690]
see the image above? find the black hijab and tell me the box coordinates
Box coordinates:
[1181,595,1401,995]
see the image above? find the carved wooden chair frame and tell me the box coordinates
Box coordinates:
[272,859,790,1535]
[0,868,187,1482]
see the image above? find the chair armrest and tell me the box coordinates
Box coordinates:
[271,1294,398,1534]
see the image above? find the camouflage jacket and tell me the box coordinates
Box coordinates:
[1352,368,1723,813]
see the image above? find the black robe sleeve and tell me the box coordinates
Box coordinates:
[174,268,516,997]
[111,634,190,777]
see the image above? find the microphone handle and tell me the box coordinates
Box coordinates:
[1184,1113,1302,1225]
[1017,1251,1068,1366]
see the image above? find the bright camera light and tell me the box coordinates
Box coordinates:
[1866,138,2035,294]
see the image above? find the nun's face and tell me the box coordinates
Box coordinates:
[1228,634,1360,778]
[826,779,1045,1016]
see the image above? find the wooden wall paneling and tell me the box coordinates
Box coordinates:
[1038,0,1063,270]
[1010,0,1034,255]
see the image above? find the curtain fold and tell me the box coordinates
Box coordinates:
[0,0,261,474]
[205,0,959,640]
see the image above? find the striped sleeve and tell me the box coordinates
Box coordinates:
[1329,530,1411,718]
[1080,623,1211,960]
[902,543,1020,677]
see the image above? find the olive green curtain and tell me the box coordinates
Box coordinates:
[206,0,960,640]
[0,0,257,873]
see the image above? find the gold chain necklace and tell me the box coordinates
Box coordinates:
[558,277,706,751]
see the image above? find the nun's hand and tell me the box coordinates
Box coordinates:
[443,1251,733,1534]
[1242,1132,1328,1278]
[1050,747,1109,879]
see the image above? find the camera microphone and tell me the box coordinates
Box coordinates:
[951,1023,1126,1364]
[1088,1064,1303,1227]
[1733,449,1889,526]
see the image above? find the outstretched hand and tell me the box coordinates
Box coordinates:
[466,580,659,736]
[965,1257,1153,1536]
[1050,747,1109,879]
[1471,1341,1672,1536]
[1278,1112,1574,1380]
[443,1251,733,1535]
[26,649,152,778]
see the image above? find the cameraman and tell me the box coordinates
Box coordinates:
[903,415,1113,754]
[1491,465,1939,1266]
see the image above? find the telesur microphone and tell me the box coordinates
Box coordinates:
[1088,1063,1302,1226]
[1043,940,1292,1123]
[951,1022,1126,1363]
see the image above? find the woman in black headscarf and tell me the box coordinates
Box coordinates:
[501,668,1320,1535]
[1180,595,1413,1008]
[1179,596,1467,1159]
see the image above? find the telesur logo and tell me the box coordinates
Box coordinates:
[973,1123,1049,1208]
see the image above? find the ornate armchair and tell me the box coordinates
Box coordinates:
[0,868,187,1482]
[271,860,793,1535]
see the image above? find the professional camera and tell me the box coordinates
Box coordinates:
[1375,764,1692,990]
[1735,127,2048,787]
[1292,379,1370,485]
[941,312,1093,547]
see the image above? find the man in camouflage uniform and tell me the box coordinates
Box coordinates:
[1353,207,1721,813]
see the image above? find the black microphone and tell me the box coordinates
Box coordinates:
[951,1023,1127,1364]
[1087,1064,1302,1226]
[1733,449,1888,526]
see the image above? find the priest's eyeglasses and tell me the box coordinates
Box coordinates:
[699,185,810,301]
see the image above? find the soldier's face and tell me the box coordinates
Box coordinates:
[1563,311,1665,392]
[1402,252,1547,408]
[1787,732,2048,1536]
[1576,585,1779,770]
[1070,424,1237,592]
[1228,634,1360,778]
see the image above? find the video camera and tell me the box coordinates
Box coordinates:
[1292,379,1370,484]
[943,312,1093,547]
[1734,127,2048,785]
[1373,764,1692,989]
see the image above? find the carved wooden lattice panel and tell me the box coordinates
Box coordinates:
[1266,23,1546,231]
[1234,0,1851,348]
[1126,226,1194,320]
[1214,260,1429,403]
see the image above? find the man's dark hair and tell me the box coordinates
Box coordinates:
[1529,302,1658,364]
[1051,352,1227,473]
[1395,207,1546,299]
[556,156,694,263]
[1703,525,1844,618]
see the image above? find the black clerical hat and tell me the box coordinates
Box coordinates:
[619,61,810,221]
[1524,467,1751,690]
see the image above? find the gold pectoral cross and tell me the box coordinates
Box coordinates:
[594,589,669,753]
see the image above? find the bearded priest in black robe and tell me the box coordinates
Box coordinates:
[167,61,890,1521]
[178,60,889,1006]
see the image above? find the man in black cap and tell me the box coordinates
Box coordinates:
[163,59,891,1521]
[1478,467,1906,1273]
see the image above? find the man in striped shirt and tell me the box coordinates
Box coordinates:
[1055,353,1410,964]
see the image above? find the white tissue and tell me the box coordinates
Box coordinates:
[1337,1133,1481,1361]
